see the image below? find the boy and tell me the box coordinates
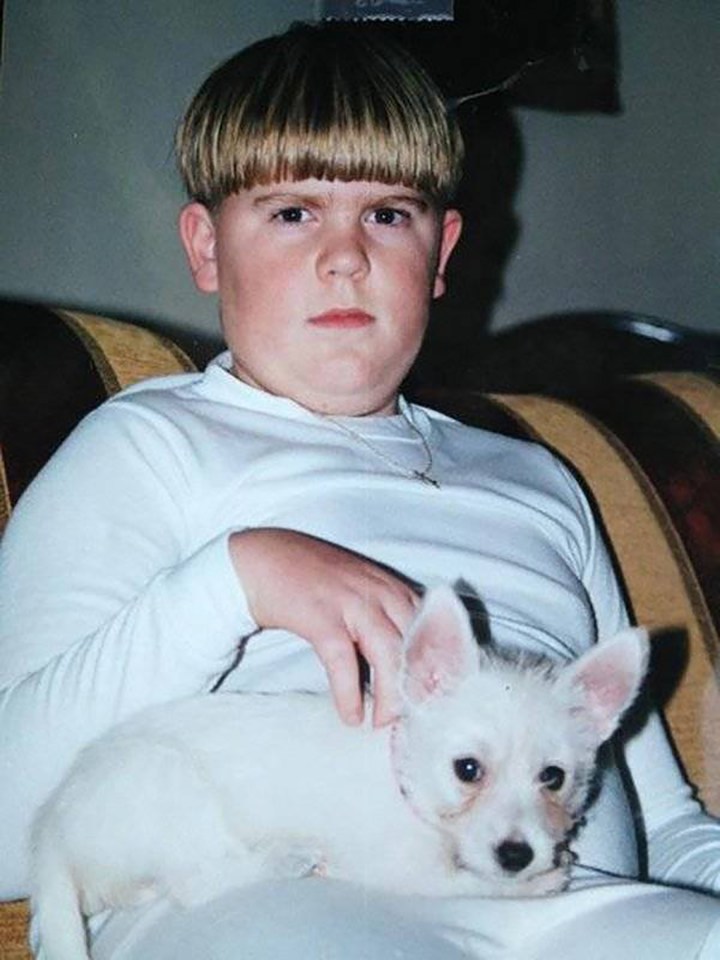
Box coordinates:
[0,21,719,960]
[175,22,463,729]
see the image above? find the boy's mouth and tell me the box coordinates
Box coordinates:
[308,309,374,329]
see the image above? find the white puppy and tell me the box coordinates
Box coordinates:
[31,585,649,960]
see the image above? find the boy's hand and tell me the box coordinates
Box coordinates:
[228,528,418,727]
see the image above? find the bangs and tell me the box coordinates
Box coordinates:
[177,26,463,209]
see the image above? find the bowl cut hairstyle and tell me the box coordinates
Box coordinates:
[176,22,464,210]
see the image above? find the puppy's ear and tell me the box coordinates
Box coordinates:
[402,586,479,704]
[557,627,650,743]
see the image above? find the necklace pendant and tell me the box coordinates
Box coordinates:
[414,470,440,489]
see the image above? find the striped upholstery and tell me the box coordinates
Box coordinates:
[0,307,718,958]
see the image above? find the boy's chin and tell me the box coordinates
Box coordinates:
[297,388,398,417]
[229,357,404,418]
[300,367,411,417]
[279,376,402,418]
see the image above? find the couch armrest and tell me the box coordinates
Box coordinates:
[0,901,30,960]
[0,302,196,528]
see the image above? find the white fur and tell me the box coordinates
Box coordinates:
[31,586,649,960]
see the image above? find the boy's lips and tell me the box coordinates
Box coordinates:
[308,309,375,328]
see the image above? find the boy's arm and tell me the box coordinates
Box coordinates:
[565,460,720,894]
[0,405,255,897]
[623,713,720,892]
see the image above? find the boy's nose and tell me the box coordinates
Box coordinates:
[316,226,370,281]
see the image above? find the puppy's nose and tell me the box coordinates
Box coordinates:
[495,839,534,873]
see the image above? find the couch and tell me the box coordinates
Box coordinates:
[0,303,717,959]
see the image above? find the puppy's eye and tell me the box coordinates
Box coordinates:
[453,757,484,784]
[539,765,565,791]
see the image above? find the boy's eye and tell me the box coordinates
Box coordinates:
[539,766,566,791]
[368,207,409,226]
[272,207,310,224]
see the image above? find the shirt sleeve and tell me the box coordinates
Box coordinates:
[0,400,257,898]
[558,458,720,894]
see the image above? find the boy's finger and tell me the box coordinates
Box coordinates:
[355,612,404,728]
[382,587,421,634]
[320,637,364,726]
[371,670,402,728]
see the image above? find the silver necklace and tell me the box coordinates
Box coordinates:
[322,406,440,489]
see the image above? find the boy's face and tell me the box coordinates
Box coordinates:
[180,178,462,416]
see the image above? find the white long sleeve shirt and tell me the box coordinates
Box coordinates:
[1,353,718,899]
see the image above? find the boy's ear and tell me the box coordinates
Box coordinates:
[178,202,219,294]
[433,209,463,300]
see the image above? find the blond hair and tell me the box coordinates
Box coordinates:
[176,23,463,210]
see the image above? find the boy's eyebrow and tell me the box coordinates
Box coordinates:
[371,193,431,212]
[252,192,323,209]
[251,189,431,212]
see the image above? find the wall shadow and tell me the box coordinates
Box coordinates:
[410,98,524,389]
